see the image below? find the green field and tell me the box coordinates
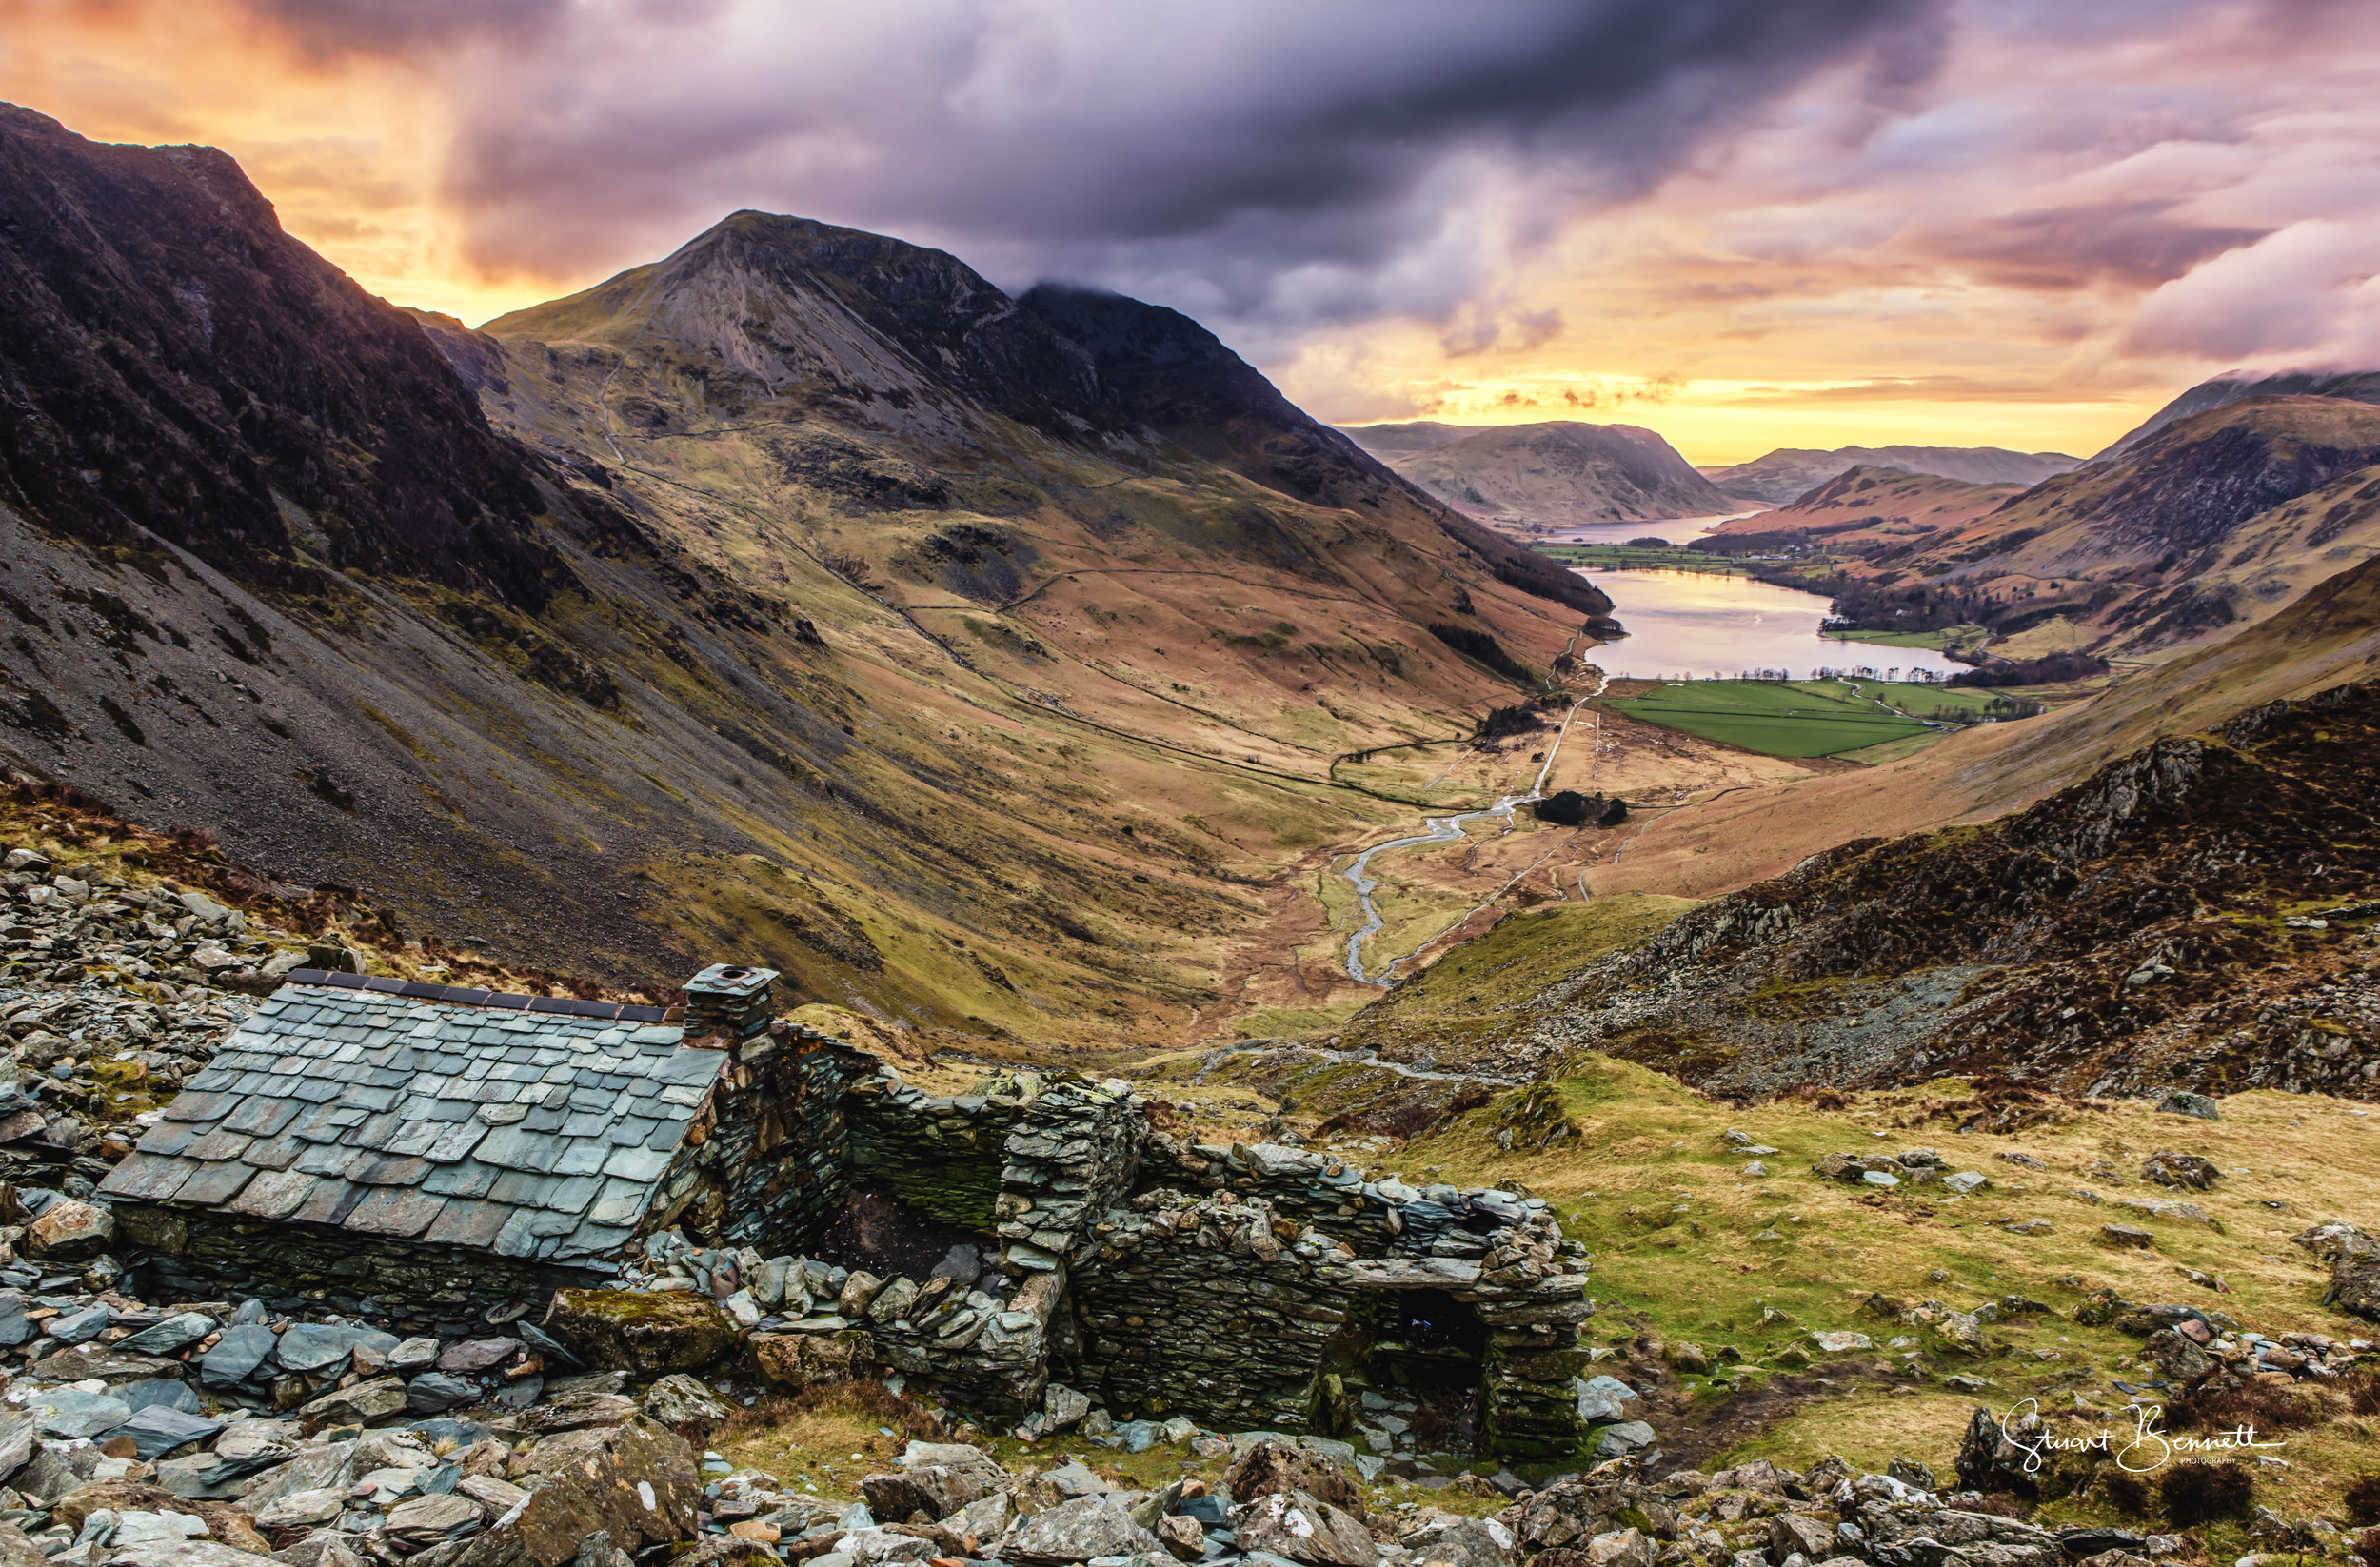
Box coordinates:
[1608,678,2009,759]
[1536,545,1756,574]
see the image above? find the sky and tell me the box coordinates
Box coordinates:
[4,0,2377,465]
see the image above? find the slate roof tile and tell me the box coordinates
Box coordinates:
[218,1099,299,1138]
[552,1141,610,1178]
[610,1118,660,1147]
[222,1168,315,1220]
[242,1136,306,1172]
[423,1201,511,1249]
[423,1160,500,1200]
[175,1161,256,1206]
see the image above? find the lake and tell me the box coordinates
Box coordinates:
[1578,567,1968,682]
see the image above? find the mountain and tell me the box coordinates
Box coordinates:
[1698,444,2082,504]
[1699,464,2026,545]
[1801,396,2380,658]
[2102,367,2380,457]
[0,109,1606,1049]
[1359,421,1739,529]
[1334,421,1485,457]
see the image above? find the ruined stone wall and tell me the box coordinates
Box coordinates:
[115,1202,599,1324]
[1140,1134,1554,1260]
[993,1075,1143,1270]
[1071,1189,1351,1433]
[658,1029,874,1258]
[845,1073,1029,1232]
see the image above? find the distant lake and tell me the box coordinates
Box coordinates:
[1578,567,1967,682]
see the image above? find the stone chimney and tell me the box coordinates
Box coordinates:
[680,963,779,1048]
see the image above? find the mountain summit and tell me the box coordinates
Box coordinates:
[1340,420,1737,527]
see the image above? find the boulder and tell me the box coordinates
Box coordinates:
[1401,1512,1517,1567]
[438,1417,698,1567]
[1008,1496,1167,1564]
[2100,1224,2155,1249]
[2330,1250,2380,1322]
[640,1374,731,1444]
[1043,1382,1092,1432]
[387,1492,485,1543]
[30,1387,129,1438]
[1157,1514,1206,1561]
[2155,1092,2219,1121]
[1499,1475,1631,1553]
[863,1465,984,1525]
[1772,1516,1835,1560]
[1232,1490,1379,1567]
[1224,1437,1365,1518]
[748,1330,866,1390]
[1951,1404,2092,1500]
[405,1373,481,1415]
[2138,1328,2214,1384]
[252,1488,347,1529]
[546,1290,738,1375]
[2141,1152,2217,1190]
[439,1338,521,1375]
[114,1314,215,1358]
[1580,1529,1654,1567]
[52,1480,269,1552]
[25,1198,115,1261]
[297,1376,407,1427]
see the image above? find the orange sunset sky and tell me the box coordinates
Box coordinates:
[5,0,2377,465]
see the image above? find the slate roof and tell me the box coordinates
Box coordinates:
[97,979,725,1264]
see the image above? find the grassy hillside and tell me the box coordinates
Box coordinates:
[1405,1059,2380,1536]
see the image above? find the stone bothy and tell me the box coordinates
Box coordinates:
[96,965,1597,1458]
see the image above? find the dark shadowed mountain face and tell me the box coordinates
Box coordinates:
[0,106,565,610]
[2104,368,2380,458]
[1020,285,1614,620]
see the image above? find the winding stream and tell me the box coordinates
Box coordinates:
[1338,686,1597,985]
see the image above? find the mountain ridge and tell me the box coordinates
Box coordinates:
[1348,420,1738,529]
[1696,443,2082,504]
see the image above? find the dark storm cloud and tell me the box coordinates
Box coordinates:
[1915,201,2268,291]
[228,0,1952,338]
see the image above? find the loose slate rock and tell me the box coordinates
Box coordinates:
[116,1314,216,1357]
[30,1388,130,1439]
[406,1373,480,1416]
[120,1380,204,1416]
[199,1323,279,1389]
[437,1337,519,1375]
[109,1404,223,1460]
[43,1306,109,1344]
